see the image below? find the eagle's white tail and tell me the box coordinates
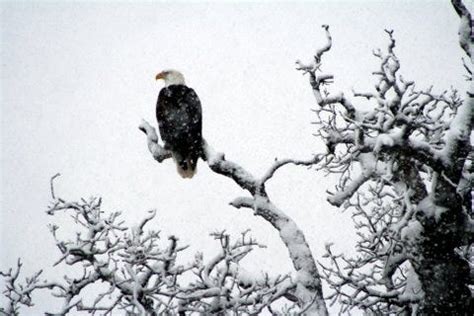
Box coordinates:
[172,154,197,179]
[176,162,196,178]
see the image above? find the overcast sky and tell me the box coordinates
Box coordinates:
[0,0,470,314]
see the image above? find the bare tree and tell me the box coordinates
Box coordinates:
[2,1,472,315]
[1,179,309,315]
[295,0,473,314]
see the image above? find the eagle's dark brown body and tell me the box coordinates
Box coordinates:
[156,84,203,178]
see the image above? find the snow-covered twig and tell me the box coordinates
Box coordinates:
[0,259,64,316]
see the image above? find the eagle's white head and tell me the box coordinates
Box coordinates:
[155,69,186,87]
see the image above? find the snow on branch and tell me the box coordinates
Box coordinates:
[176,230,295,314]
[139,121,329,315]
[228,195,328,314]
[2,178,299,315]
[452,0,474,59]
[319,244,421,314]
[0,259,64,316]
[298,24,468,205]
[138,120,172,162]
[298,11,473,313]
[296,25,332,73]
[139,120,323,196]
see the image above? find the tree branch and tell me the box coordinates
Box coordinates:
[139,120,328,315]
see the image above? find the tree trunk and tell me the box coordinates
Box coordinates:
[413,175,473,314]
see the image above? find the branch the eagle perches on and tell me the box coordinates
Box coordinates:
[138,120,329,315]
[138,120,322,196]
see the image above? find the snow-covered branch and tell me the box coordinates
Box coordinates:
[0,259,63,316]
[299,7,473,313]
[176,230,295,314]
[139,120,172,162]
[452,0,474,59]
[2,180,300,315]
[139,121,329,315]
[319,244,421,314]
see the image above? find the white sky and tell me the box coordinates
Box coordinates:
[0,0,470,314]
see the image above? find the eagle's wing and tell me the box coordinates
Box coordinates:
[156,85,202,153]
[181,87,202,150]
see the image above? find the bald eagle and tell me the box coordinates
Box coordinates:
[155,70,203,178]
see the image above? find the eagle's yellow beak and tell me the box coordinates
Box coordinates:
[155,72,165,80]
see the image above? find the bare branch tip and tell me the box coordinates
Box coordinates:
[50,173,61,199]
